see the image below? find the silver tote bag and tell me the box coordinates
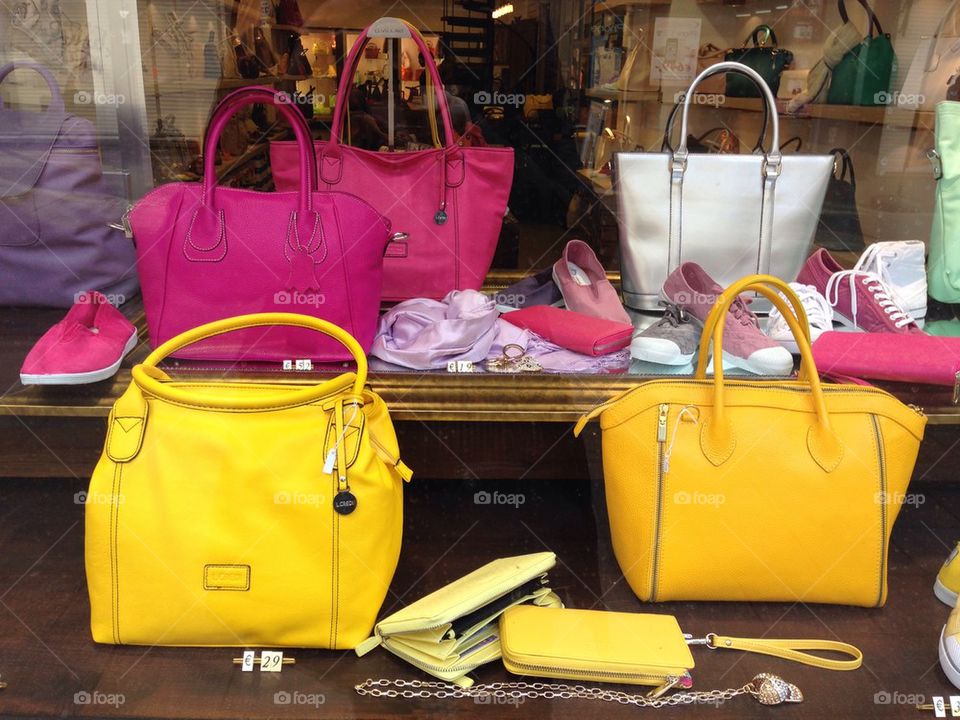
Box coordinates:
[615,62,833,310]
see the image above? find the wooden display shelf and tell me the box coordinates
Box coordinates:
[683,94,937,129]
[584,87,659,102]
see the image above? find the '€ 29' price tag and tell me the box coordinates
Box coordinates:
[260,650,284,673]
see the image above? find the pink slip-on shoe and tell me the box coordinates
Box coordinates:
[552,239,632,324]
[796,248,923,334]
[662,262,794,376]
[20,291,138,385]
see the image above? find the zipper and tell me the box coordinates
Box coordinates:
[504,657,681,688]
[871,414,887,607]
[384,639,493,674]
[651,404,669,601]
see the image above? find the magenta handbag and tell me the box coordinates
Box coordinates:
[131,86,391,361]
[812,331,960,386]
[271,18,514,301]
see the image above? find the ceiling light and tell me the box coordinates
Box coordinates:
[493,4,513,19]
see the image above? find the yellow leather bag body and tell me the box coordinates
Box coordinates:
[576,276,926,607]
[85,313,411,648]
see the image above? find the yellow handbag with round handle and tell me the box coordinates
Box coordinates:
[84,313,412,648]
[575,276,926,607]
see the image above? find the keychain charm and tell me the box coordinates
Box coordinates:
[334,489,357,515]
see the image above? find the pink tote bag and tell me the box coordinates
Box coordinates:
[271,19,514,301]
[131,86,391,361]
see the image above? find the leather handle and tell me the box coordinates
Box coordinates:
[202,86,316,211]
[829,147,856,186]
[0,62,65,113]
[708,634,862,671]
[749,24,779,47]
[838,0,883,37]
[662,97,769,154]
[695,276,842,473]
[330,19,456,147]
[677,63,780,157]
[135,313,367,399]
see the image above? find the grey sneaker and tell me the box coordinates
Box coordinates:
[630,303,699,365]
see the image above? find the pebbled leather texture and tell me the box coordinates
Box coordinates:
[576,277,927,606]
[85,313,410,648]
[270,19,513,302]
[131,87,391,361]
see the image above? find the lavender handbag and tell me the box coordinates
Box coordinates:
[0,63,138,307]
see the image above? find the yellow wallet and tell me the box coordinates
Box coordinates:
[500,606,694,691]
[356,552,563,687]
[500,605,863,691]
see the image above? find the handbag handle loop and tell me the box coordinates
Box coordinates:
[663,95,769,154]
[0,62,65,113]
[330,19,456,147]
[829,147,856,185]
[677,63,780,160]
[134,313,367,402]
[838,0,883,37]
[202,86,316,210]
[695,276,843,472]
[749,24,778,47]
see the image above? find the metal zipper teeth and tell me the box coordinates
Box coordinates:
[871,413,887,607]
[505,659,675,683]
[385,640,493,674]
[652,404,668,601]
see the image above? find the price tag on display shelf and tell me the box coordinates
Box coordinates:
[950,696,960,717]
[241,650,255,672]
[260,651,284,673]
[935,696,947,717]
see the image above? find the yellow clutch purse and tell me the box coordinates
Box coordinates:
[356,552,563,687]
[575,276,927,607]
[84,313,412,648]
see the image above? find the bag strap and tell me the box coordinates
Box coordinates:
[829,147,855,185]
[0,62,65,113]
[748,25,778,48]
[331,18,456,148]
[662,97,769,153]
[690,634,862,671]
[838,0,883,37]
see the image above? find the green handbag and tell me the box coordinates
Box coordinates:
[827,0,896,106]
[929,102,960,303]
[724,26,793,98]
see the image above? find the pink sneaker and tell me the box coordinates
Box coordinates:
[20,291,138,385]
[796,248,922,333]
[552,239,631,324]
[662,263,794,375]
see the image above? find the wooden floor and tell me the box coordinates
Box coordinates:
[0,476,958,719]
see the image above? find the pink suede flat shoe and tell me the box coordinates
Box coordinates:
[552,239,631,324]
[20,291,138,385]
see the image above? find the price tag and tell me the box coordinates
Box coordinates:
[282,360,293,370]
[950,696,960,717]
[241,650,255,672]
[260,650,284,673]
[295,359,313,371]
[935,696,947,718]
[369,17,410,38]
[446,360,474,373]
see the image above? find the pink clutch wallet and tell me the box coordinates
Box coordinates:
[812,331,960,389]
[501,305,634,356]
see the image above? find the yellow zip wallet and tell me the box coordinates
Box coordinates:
[500,606,694,690]
[500,605,863,691]
[356,552,563,687]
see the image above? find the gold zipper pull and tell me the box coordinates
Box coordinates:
[646,675,680,699]
[657,404,669,443]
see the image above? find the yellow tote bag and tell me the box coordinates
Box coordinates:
[85,313,412,648]
[576,276,926,607]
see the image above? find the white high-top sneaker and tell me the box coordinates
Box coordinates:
[854,241,927,327]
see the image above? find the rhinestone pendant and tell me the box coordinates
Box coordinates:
[751,674,803,705]
[434,209,447,225]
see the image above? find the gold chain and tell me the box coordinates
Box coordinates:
[355,673,802,708]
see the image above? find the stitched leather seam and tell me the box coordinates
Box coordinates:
[184,207,228,262]
[112,463,122,644]
[203,564,251,591]
[154,185,190,345]
[870,414,885,607]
